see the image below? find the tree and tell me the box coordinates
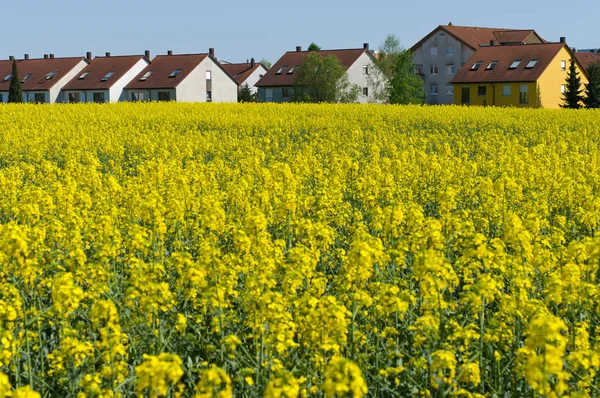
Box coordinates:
[561,57,584,109]
[238,83,257,103]
[259,59,272,69]
[376,34,402,76]
[8,59,24,103]
[307,43,321,52]
[293,53,359,103]
[584,62,600,108]
[387,50,425,104]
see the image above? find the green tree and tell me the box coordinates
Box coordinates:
[8,59,24,103]
[584,62,600,108]
[561,57,584,108]
[238,83,257,103]
[259,58,272,69]
[293,53,360,103]
[307,42,321,52]
[387,50,425,104]
[376,34,402,76]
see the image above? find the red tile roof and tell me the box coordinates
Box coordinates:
[451,43,573,84]
[222,63,266,85]
[124,54,208,90]
[255,48,368,87]
[574,52,600,71]
[0,57,88,91]
[63,55,148,90]
[493,30,544,44]
[410,25,540,52]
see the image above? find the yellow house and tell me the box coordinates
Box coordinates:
[451,41,589,108]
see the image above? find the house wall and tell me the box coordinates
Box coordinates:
[50,60,88,103]
[176,58,238,103]
[346,52,386,103]
[112,58,150,102]
[412,31,475,104]
[124,89,177,102]
[453,82,539,107]
[537,47,588,109]
[62,90,110,103]
[241,65,269,94]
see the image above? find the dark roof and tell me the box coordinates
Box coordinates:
[575,52,600,71]
[0,57,88,91]
[493,30,544,44]
[124,54,208,89]
[410,25,538,52]
[0,61,14,84]
[451,43,574,84]
[255,48,367,87]
[63,55,148,90]
[222,63,266,85]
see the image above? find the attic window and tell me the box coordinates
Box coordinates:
[78,72,90,80]
[140,71,152,81]
[470,61,483,71]
[21,73,33,83]
[509,60,521,69]
[287,66,299,74]
[169,69,183,78]
[525,59,539,69]
[101,71,115,82]
[276,66,288,75]
[3,74,12,81]
[486,61,499,70]
[45,72,58,80]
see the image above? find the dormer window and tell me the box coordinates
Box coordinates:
[45,72,58,80]
[169,69,182,78]
[78,72,90,80]
[101,71,115,82]
[486,61,499,70]
[140,71,152,81]
[509,60,521,69]
[525,59,539,69]
[470,61,483,71]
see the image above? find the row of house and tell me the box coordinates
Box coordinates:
[410,23,598,108]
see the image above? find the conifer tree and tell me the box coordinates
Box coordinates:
[8,59,24,103]
[561,57,584,109]
[584,62,600,109]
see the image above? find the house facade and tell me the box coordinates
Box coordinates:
[451,42,589,109]
[222,59,268,94]
[255,44,384,103]
[410,24,543,104]
[124,50,238,103]
[62,53,150,103]
[0,55,88,103]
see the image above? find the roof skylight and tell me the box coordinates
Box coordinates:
[3,74,12,81]
[486,61,499,70]
[276,66,288,75]
[78,72,90,80]
[525,59,539,69]
[101,71,116,82]
[45,71,58,80]
[508,60,521,69]
[140,71,152,81]
[169,69,182,78]
[21,73,33,83]
[470,61,483,71]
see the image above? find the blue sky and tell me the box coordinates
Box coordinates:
[3,0,597,64]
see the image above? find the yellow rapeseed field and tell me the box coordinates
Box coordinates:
[0,103,599,397]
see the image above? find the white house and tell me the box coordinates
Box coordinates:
[222,58,269,94]
[124,49,238,102]
[0,54,89,103]
[62,52,150,103]
[255,44,385,103]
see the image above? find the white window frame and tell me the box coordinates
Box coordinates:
[430,65,438,75]
[446,85,454,95]
[446,64,455,75]
[446,47,454,56]
[561,60,566,71]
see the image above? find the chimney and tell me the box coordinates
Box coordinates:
[560,37,566,44]
[86,52,92,61]
[296,46,302,52]
[251,57,255,68]
[24,54,29,60]
[209,48,215,57]
[50,54,55,59]
[363,43,369,50]
[448,22,453,26]
[9,56,14,61]
[145,50,151,60]
[44,54,48,59]
[167,50,173,56]
[105,52,111,57]
[490,40,494,46]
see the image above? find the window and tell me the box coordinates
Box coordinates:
[275,66,288,75]
[282,88,291,100]
[363,87,369,96]
[430,65,438,75]
[438,32,447,37]
[140,71,152,81]
[519,85,529,104]
[502,85,511,96]
[158,92,171,101]
[259,74,264,78]
[561,84,566,94]
[265,88,273,101]
[131,92,145,102]
[0,94,3,102]
[78,72,90,80]
[45,72,58,80]
[430,84,438,95]
[101,71,115,82]
[478,86,487,96]
[363,65,369,75]
[168,69,182,78]
[205,71,212,80]
[34,93,45,103]
[561,60,566,71]
[446,85,454,95]
[21,73,33,83]
[525,60,538,69]
[93,92,105,103]
[416,64,424,75]
[287,66,299,74]
[430,47,438,56]
[68,92,80,103]
[3,74,12,81]
[509,60,521,69]
[446,47,454,56]
[446,64,455,75]
[486,61,499,70]
[470,61,483,71]
[461,86,470,104]
[206,91,212,102]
